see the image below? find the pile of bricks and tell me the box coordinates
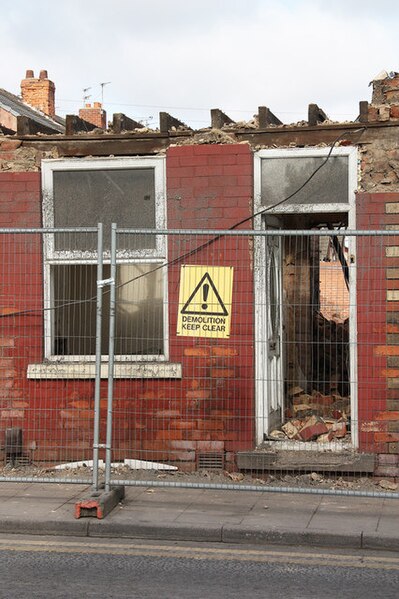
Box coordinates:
[270,387,349,443]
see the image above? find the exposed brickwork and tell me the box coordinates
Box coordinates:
[357,192,399,469]
[0,148,254,465]
[2,115,399,473]
[79,102,107,129]
[20,70,55,117]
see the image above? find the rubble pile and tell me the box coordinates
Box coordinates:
[270,386,350,443]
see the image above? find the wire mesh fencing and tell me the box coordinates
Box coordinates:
[0,227,103,485]
[104,227,399,497]
[1,226,399,498]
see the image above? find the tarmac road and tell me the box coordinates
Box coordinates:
[0,535,398,598]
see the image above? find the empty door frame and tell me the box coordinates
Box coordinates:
[253,147,358,448]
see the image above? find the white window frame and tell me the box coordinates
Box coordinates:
[41,156,168,363]
[253,146,359,449]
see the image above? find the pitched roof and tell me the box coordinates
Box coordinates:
[0,88,65,133]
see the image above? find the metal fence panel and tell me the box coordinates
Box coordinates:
[105,227,399,498]
[0,227,102,485]
[1,225,399,498]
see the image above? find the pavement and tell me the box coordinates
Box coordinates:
[0,481,399,552]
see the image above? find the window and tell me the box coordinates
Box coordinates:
[42,157,167,362]
[255,147,357,215]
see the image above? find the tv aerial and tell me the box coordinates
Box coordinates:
[99,81,112,104]
[82,86,92,104]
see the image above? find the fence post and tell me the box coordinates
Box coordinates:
[92,223,103,491]
[104,223,117,492]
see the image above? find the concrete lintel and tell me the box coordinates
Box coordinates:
[27,361,182,379]
[75,486,125,519]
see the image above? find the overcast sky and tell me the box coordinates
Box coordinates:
[1,0,398,128]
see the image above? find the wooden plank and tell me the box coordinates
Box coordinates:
[16,121,399,155]
[235,125,368,147]
[21,136,174,156]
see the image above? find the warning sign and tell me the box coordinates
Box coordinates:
[177,266,234,338]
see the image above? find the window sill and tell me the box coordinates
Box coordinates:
[27,362,182,380]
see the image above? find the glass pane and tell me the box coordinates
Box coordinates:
[53,263,164,356]
[53,264,97,355]
[53,168,156,251]
[261,155,348,207]
[115,264,164,356]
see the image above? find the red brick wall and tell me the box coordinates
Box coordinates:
[0,173,44,451]
[112,144,255,469]
[166,144,255,459]
[0,146,255,468]
[357,192,399,474]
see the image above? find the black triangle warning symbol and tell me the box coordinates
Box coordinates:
[181,272,228,316]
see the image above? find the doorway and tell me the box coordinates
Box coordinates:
[255,212,357,449]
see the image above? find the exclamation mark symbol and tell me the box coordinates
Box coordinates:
[202,283,209,310]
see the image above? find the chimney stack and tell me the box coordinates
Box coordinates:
[79,101,107,129]
[20,69,55,117]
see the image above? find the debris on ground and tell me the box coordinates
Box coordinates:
[1,462,396,495]
[269,384,351,444]
[378,479,398,491]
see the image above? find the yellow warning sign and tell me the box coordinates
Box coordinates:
[177,265,234,338]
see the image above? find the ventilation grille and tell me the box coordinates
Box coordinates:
[197,452,224,471]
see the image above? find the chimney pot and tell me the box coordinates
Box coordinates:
[93,102,102,108]
[21,69,55,116]
[85,103,92,108]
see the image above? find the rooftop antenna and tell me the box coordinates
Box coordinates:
[83,86,92,104]
[100,81,111,104]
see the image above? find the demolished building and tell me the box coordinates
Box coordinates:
[1,69,399,478]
